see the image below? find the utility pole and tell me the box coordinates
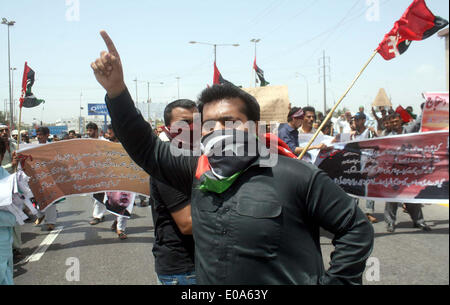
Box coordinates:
[2,18,15,127]
[319,50,330,114]
[10,67,16,125]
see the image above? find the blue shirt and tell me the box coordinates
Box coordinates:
[277,123,299,155]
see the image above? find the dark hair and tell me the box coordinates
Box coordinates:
[287,107,301,122]
[302,106,316,115]
[197,84,260,122]
[388,112,401,120]
[69,130,76,134]
[0,139,5,158]
[86,122,98,130]
[36,127,50,135]
[107,124,113,130]
[164,99,197,126]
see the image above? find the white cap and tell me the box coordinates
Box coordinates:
[11,130,19,136]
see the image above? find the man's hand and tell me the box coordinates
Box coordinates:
[11,151,19,168]
[91,30,126,99]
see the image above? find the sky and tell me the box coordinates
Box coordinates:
[1,0,449,125]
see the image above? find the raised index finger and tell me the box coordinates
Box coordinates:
[100,30,119,56]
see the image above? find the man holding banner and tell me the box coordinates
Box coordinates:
[33,127,58,231]
[383,113,432,233]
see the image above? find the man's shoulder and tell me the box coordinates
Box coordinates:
[277,123,290,133]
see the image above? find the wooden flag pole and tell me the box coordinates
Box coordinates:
[298,49,379,160]
[17,106,22,151]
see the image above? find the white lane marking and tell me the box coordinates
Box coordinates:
[22,226,64,264]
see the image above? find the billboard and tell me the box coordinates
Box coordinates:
[88,104,109,116]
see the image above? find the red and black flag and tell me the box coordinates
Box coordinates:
[377,0,448,60]
[213,62,234,86]
[20,62,45,108]
[253,58,269,87]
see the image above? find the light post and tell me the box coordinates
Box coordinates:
[134,80,164,123]
[147,81,164,123]
[10,67,16,124]
[296,72,310,106]
[189,41,240,64]
[251,39,261,87]
[2,18,15,127]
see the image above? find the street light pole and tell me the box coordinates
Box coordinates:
[2,18,15,128]
[189,41,240,65]
[251,39,261,87]
[134,80,163,124]
[10,67,16,124]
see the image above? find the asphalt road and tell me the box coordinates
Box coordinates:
[13,197,449,285]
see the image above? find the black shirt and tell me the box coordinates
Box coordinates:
[106,89,374,285]
[150,177,195,275]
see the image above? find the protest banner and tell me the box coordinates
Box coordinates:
[421,92,449,132]
[316,131,449,204]
[243,85,290,123]
[298,133,335,164]
[18,139,150,211]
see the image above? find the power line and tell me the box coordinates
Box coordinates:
[260,0,320,41]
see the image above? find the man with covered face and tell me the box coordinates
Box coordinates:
[148,99,197,285]
[91,31,373,285]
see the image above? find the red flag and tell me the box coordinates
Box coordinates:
[213,62,234,86]
[213,61,221,85]
[253,57,269,86]
[396,106,413,123]
[377,0,448,60]
[263,133,297,159]
[19,62,45,108]
[20,62,34,107]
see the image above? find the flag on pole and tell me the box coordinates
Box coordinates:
[253,58,270,86]
[213,62,234,86]
[396,105,413,123]
[19,62,45,108]
[377,0,448,60]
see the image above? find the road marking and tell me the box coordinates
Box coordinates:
[440,204,449,208]
[22,226,64,264]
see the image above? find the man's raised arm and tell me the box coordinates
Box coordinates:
[91,30,196,195]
